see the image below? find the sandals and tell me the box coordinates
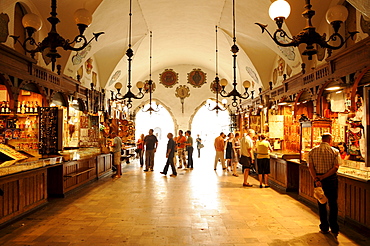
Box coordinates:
[243,183,253,187]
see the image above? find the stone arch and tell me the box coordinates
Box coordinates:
[189,99,231,132]
[133,98,178,133]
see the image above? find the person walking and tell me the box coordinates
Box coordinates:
[160,133,177,176]
[143,129,158,172]
[231,132,241,177]
[225,133,234,171]
[256,134,273,188]
[239,129,255,187]
[196,134,202,158]
[111,131,122,178]
[214,132,226,170]
[185,130,194,169]
[308,133,340,239]
[136,133,145,167]
[175,130,187,168]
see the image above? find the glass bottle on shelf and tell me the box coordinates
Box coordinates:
[5,101,10,113]
[21,101,26,114]
[34,101,39,113]
[17,101,21,113]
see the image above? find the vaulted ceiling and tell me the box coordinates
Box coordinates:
[21,0,337,93]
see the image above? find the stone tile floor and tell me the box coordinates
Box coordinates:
[0,152,369,245]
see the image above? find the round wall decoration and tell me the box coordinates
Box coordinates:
[144,80,156,93]
[210,80,222,94]
[175,85,190,99]
[187,68,206,88]
[159,69,178,88]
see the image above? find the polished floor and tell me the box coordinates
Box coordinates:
[0,149,369,246]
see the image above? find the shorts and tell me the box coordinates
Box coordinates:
[239,155,252,168]
[257,158,270,174]
[113,152,121,166]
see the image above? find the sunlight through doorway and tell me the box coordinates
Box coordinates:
[135,104,175,155]
[191,102,230,154]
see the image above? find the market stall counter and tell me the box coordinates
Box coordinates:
[47,148,111,197]
[268,152,300,192]
[299,160,370,232]
[0,148,63,226]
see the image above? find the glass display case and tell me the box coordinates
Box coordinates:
[300,119,332,161]
[338,160,370,180]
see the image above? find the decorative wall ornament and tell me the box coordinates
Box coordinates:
[272,68,278,85]
[92,72,98,87]
[210,80,222,94]
[0,13,9,43]
[187,68,206,88]
[71,44,92,65]
[277,57,285,76]
[108,70,121,86]
[85,58,93,74]
[159,69,178,88]
[144,80,156,93]
[245,67,260,85]
[276,36,296,61]
[175,85,190,113]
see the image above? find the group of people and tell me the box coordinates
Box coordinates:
[111,127,341,239]
[134,129,200,177]
[214,129,273,188]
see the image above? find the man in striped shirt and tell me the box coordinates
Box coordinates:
[308,133,340,239]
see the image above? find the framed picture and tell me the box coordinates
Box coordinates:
[159,69,178,88]
[188,69,206,88]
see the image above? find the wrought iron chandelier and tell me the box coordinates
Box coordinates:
[143,31,160,114]
[111,0,144,109]
[10,0,104,71]
[255,0,358,60]
[219,0,251,107]
[208,26,227,114]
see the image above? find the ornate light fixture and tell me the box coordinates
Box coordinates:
[10,0,104,71]
[208,26,227,114]
[255,0,358,60]
[110,0,144,109]
[219,0,251,107]
[143,31,160,114]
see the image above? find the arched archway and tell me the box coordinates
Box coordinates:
[190,100,230,152]
[135,100,175,155]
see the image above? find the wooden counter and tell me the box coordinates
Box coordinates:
[48,156,97,197]
[268,153,300,192]
[97,153,112,178]
[299,164,370,232]
[0,168,47,226]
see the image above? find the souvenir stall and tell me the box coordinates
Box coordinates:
[108,101,136,164]
[0,80,61,225]
[266,97,300,192]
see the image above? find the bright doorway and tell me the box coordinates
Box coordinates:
[135,104,175,156]
[191,102,230,154]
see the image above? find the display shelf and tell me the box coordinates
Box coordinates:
[300,119,331,161]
